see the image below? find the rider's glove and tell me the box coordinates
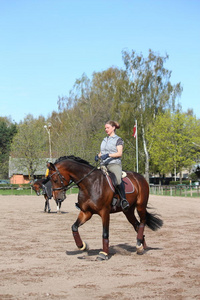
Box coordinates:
[95,155,99,162]
[101,153,109,160]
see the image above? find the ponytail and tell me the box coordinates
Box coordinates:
[105,120,120,130]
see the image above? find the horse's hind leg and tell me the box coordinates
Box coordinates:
[72,211,92,251]
[124,205,140,232]
[136,204,148,254]
[125,206,146,253]
[124,205,147,254]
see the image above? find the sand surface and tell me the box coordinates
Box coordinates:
[0,194,200,300]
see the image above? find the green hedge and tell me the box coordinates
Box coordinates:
[169,180,191,185]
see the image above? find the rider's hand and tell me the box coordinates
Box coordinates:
[95,155,99,162]
[101,153,109,160]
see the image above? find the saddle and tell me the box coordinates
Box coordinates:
[106,173,135,194]
[100,166,135,210]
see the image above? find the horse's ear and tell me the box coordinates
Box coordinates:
[47,162,55,171]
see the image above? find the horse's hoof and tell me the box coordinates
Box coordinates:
[136,244,144,255]
[48,210,51,213]
[80,241,89,252]
[96,251,109,261]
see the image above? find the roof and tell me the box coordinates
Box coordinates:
[9,157,56,177]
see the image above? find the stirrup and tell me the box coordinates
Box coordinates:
[121,199,129,212]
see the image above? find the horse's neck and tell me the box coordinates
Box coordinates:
[66,162,95,184]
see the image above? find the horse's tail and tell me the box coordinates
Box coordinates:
[146,210,163,231]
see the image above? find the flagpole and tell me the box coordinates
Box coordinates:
[135,120,138,173]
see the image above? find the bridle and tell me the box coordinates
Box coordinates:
[49,165,71,191]
[49,163,99,192]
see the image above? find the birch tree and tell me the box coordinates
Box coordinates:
[121,49,182,182]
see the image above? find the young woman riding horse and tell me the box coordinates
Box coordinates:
[47,154,163,261]
[95,120,129,212]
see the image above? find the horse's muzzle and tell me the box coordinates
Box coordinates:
[54,190,66,201]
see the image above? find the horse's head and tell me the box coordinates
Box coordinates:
[31,179,43,196]
[47,162,68,201]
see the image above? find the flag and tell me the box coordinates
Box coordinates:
[132,124,137,138]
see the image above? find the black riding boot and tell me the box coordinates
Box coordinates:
[43,181,52,199]
[116,182,130,212]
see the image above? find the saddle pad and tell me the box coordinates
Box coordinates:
[106,175,135,194]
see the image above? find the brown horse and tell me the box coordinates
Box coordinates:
[31,179,63,213]
[47,155,163,260]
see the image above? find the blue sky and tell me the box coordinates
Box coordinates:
[0,0,199,123]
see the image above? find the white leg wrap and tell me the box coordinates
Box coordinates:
[136,243,144,254]
[80,241,89,251]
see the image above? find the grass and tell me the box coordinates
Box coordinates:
[0,185,199,198]
[0,187,79,196]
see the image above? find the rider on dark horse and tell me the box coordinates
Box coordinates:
[41,168,52,199]
[95,120,130,212]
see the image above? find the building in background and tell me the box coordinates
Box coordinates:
[8,157,54,184]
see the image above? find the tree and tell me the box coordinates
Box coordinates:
[11,115,46,179]
[0,117,17,178]
[120,49,182,181]
[147,111,200,182]
[55,51,183,176]
[56,68,128,162]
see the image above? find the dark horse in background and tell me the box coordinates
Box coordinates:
[31,179,63,213]
[47,155,163,260]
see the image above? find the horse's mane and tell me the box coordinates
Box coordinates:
[54,155,94,168]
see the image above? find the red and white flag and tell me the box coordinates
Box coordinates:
[132,124,137,138]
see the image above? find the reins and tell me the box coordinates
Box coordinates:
[49,161,100,192]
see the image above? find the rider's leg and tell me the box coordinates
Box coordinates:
[107,164,130,212]
[116,181,130,212]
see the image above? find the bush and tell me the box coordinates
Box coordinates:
[169,181,179,185]
[169,180,190,185]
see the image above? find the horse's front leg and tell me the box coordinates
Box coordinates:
[56,200,61,213]
[44,196,51,213]
[71,211,92,251]
[44,200,47,212]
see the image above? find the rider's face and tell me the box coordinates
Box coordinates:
[105,124,115,136]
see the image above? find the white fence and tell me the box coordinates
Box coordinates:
[150,185,200,197]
